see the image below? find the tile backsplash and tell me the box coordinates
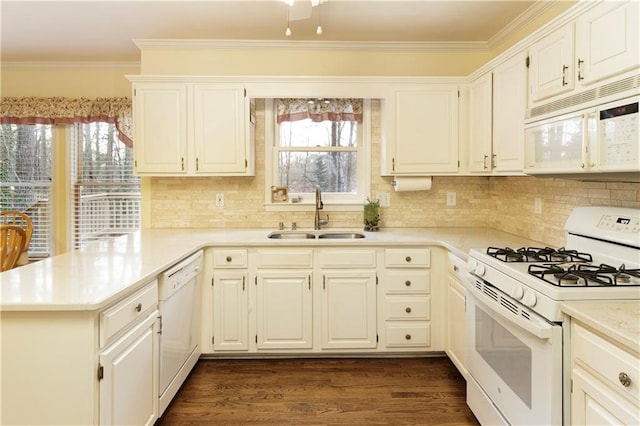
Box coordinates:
[149,99,639,247]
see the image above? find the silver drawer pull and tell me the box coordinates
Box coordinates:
[405,280,411,287]
[405,334,412,340]
[135,303,142,313]
[405,307,412,313]
[619,372,631,387]
[405,256,412,262]
[226,256,232,262]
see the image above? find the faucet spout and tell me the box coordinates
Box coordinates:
[314,186,323,230]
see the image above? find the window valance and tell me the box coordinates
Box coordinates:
[276,98,363,124]
[0,97,133,147]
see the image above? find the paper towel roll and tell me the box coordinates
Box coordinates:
[392,176,432,192]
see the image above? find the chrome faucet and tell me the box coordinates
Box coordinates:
[314,186,324,230]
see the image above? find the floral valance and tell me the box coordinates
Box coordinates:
[276,98,363,124]
[0,97,133,147]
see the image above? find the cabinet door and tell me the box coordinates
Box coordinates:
[529,24,575,103]
[467,73,493,172]
[133,82,188,174]
[99,311,158,426]
[213,272,249,351]
[572,368,639,425]
[446,275,467,377]
[321,271,377,349]
[256,271,313,349]
[388,85,459,174]
[193,83,248,174]
[493,53,527,172]
[576,0,640,85]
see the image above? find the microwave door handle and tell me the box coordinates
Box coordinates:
[581,112,596,169]
[469,287,553,340]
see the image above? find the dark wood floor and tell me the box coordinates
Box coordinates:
[157,357,480,425]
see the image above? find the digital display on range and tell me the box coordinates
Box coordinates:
[600,102,639,120]
[616,217,631,225]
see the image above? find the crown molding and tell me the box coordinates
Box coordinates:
[1,61,140,69]
[487,0,558,49]
[133,39,489,52]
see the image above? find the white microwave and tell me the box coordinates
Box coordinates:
[524,96,639,179]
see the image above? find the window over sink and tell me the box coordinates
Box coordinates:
[264,98,371,210]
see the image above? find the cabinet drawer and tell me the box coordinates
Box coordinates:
[213,249,248,268]
[254,249,313,269]
[385,323,430,347]
[316,249,376,268]
[100,280,158,348]
[384,270,430,293]
[572,322,639,402]
[448,253,467,281]
[385,297,430,320]
[385,248,430,268]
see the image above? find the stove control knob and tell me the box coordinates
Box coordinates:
[468,259,477,272]
[474,264,486,277]
[523,291,537,307]
[511,286,524,300]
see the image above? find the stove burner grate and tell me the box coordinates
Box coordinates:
[528,263,640,287]
[487,246,593,263]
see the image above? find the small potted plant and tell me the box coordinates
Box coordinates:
[364,197,380,231]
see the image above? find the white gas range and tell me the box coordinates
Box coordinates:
[464,206,640,426]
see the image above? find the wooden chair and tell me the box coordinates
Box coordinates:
[1,225,27,272]
[1,210,33,266]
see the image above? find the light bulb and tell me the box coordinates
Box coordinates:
[316,25,323,35]
[285,27,292,37]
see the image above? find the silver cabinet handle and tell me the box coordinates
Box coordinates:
[562,65,569,86]
[619,372,631,387]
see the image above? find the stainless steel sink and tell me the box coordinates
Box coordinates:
[317,232,366,239]
[267,231,316,239]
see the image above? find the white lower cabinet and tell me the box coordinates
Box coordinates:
[570,320,639,425]
[320,270,378,349]
[445,253,467,377]
[212,249,249,351]
[256,271,313,349]
[316,248,378,350]
[99,310,159,426]
[206,245,446,355]
[0,279,159,425]
[379,247,445,352]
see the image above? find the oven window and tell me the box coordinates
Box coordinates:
[475,308,532,408]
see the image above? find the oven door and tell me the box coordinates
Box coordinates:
[465,277,563,426]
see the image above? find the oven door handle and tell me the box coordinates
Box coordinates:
[468,286,553,340]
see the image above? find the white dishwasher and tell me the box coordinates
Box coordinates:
[158,250,203,416]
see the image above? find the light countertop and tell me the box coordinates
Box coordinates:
[562,300,640,355]
[1,227,541,312]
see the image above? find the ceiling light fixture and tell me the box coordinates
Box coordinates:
[283,0,326,38]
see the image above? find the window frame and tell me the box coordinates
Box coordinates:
[264,98,371,212]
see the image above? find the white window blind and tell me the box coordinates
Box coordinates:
[0,124,53,258]
[72,123,140,249]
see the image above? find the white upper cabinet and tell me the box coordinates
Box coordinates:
[528,24,575,103]
[467,73,493,173]
[528,0,639,109]
[131,80,254,176]
[575,0,639,86]
[133,82,188,174]
[467,52,527,174]
[383,85,459,175]
[492,53,527,173]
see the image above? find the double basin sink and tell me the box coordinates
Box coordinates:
[268,230,366,240]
